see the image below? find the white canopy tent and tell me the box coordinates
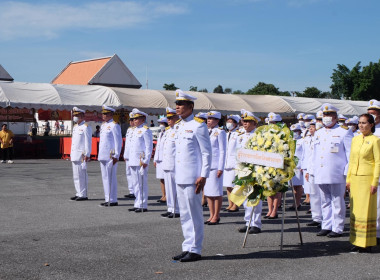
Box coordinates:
[0,81,369,117]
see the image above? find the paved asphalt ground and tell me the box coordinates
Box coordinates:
[1,159,380,280]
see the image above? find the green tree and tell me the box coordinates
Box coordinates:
[297,87,323,98]
[352,61,380,100]
[246,82,280,95]
[232,90,244,94]
[213,85,224,93]
[199,88,208,93]
[189,86,198,92]
[279,90,291,96]
[224,88,232,94]
[163,83,178,90]
[330,62,361,99]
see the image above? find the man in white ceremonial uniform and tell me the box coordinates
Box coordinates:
[172,90,211,263]
[98,105,122,207]
[161,107,180,218]
[154,116,168,205]
[308,103,353,237]
[237,109,263,234]
[128,108,153,212]
[123,113,136,199]
[367,99,380,244]
[223,114,241,212]
[303,119,322,227]
[70,107,92,201]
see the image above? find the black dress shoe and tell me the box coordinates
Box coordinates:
[327,231,342,238]
[128,207,137,212]
[317,229,331,236]
[101,202,118,207]
[249,226,261,234]
[222,208,230,212]
[180,252,201,262]
[167,213,180,218]
[306,210,312,214]
[70,196,78,200]
[228,208,239,212]
[75,197,88,201]
[135,208,148,212]
[208,218,220,225]
[161,212,171,217]
[124,194,135,199]
[202,203,208,208]
[306,221,321,227]
[172,251,188,260]
[268,215,278,219]
[263,215,270,219]
[288,205,301,211]
[238,226,248,233]
[204,220,210,225]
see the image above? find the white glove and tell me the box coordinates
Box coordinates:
[139,166,144,175]
[81,161,87,170]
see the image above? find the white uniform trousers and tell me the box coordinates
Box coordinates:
[176,184,204,255]
[100,160,118,203]
[309,176,322,223]
[155,161,164,179]
[377,183,380,238]
[163,170,179,214]
[243,200,262,228]
[125,161,134,195]
[318,183,346,233]
[72,161,88,198]
[131,166,149,209]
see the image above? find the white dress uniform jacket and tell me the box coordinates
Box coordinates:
[223,127,240,187]
[123,126,135,195]
[236,129,263,229]
[204,127,226,197]
[129,124,153,209]
[153,129,165,179]
[98,119,122,203]
[310,123,353,233]
[174,114,211,255]
[162,126,179,214]
[301,135,322,223]
[70,121,92,198]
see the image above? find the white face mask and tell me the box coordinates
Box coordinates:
[371,114,377,122]
[73,116,79,123]
[226,122,235,131]
[316,122,324,130]
[298,120,305,127]
[294,131,300,138]
[159,125,165,131]
[322,116,333,127]
[305,122,310,128]
[348,125,354,131]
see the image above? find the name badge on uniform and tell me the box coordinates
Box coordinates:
[330,143,339,153]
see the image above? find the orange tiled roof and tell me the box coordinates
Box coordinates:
[52,57,111,85]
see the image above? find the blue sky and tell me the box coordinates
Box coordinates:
[1,0,379,93]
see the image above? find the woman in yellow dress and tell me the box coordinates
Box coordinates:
[346,114,380,253]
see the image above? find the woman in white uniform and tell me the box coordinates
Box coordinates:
[204,111,226,225]
[153,117,168,203]
[223,114,241,212]
[289,123,304,210]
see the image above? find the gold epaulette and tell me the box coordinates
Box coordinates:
[165,126,170,131]
[341,125,348,130]
[143,125,149,129]
[194,117,205,123]
[218,127,224,130]
[237,131,244,136]
[74,124,78,127]
[84,123,88,127]
[175,119,182,124]
[113,121,118,124]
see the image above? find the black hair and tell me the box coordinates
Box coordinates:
[360,113,375,133]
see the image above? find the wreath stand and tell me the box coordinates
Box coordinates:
[242,180,303,251]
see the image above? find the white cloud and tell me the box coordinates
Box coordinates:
[0,1,188,40]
